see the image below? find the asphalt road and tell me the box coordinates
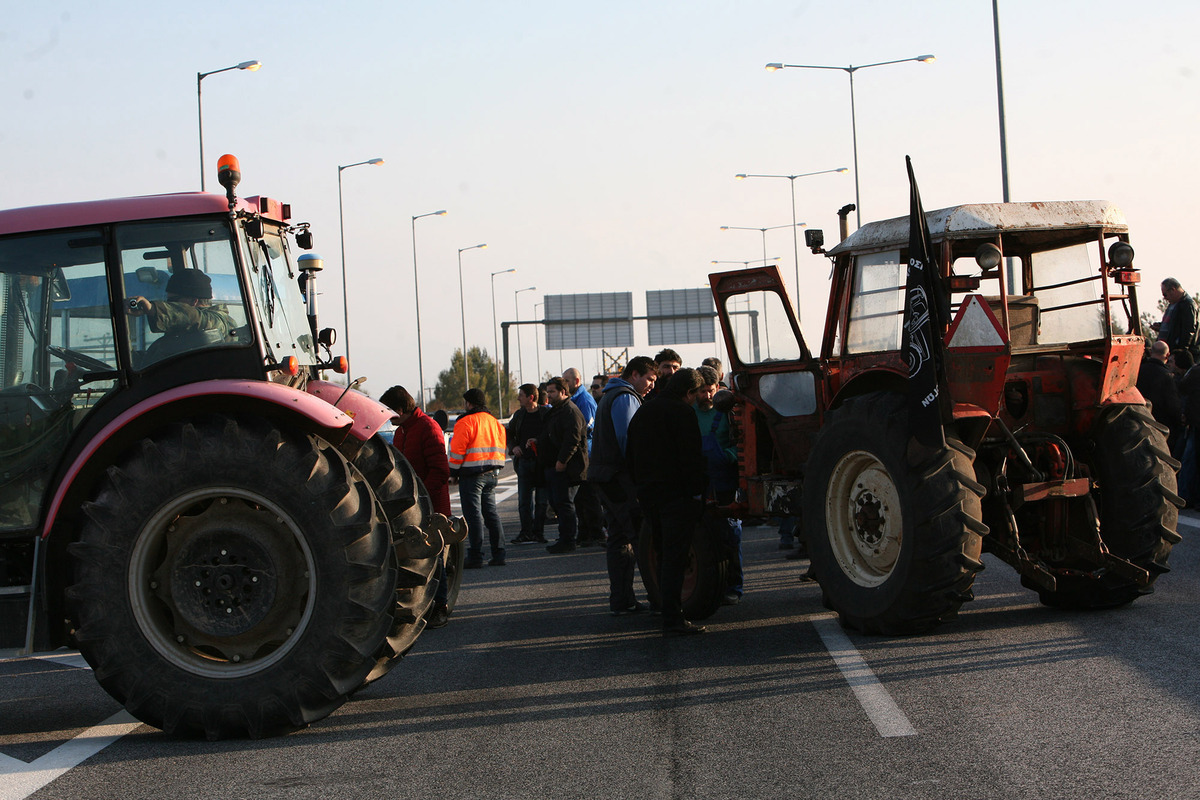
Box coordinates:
[4,471,1200,800]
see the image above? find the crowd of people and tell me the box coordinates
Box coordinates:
[379,348,747,638]
[1137,277,1200,505]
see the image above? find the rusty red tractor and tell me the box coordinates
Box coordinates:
[0,157,463,737]
[711,200,1181,634]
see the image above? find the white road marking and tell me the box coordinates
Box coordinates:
[33,653,91,670]
[811,615,917,738]
[450,485,518,512]
[1177,512,1200,530]
[0,710,141,800]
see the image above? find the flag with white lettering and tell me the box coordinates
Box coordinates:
[901,156,946,450]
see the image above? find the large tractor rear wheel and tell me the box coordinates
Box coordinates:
[68,416,396,739]
[804,392,987,635]
[1029,403,1182,608]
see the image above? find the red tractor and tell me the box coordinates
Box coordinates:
[710,199,1181,634]
[0,157,463,737]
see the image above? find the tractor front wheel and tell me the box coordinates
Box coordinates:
[804,392,987,635]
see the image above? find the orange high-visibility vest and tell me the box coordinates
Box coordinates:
[448,410,508,472]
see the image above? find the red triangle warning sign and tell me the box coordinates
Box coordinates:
[945,295,1007,351]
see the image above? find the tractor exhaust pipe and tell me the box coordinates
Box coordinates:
[838,204,856,243]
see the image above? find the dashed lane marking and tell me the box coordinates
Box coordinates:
[811,614,917,738]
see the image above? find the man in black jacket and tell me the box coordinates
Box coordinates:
[626,368,708,636]
[1155,278,1199,360]
[1137,340,1184,453]
[531,377,588,553]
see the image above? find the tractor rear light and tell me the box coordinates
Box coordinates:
[948,275,981,291]
[332,356,348,374]
[1113,270,1140,285]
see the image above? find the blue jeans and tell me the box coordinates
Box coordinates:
[544,468,578,545]
[459,469,505,562]
[515,457,547,536]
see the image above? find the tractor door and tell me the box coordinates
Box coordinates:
[710,266,823,517]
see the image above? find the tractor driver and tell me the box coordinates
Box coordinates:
[127,269,236,360]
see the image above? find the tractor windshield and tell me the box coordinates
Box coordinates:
[118,219,250,369]
[241,222,318,368]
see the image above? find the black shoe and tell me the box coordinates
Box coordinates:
[611,601,645,616]
[533,535,548,544]
[488,557,506,566]
[426,604,449,629]
[662,620,706,637]
[464,560,484,569]
[546,541,576,554]
[779,540,796,550]
[721,592,741,606]
[786,545,809,561]
[510,532,534,544]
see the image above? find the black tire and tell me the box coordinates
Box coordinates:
[353,436,440,685]
[804,391,987,635]
[636,510,729,621]
[1029,404,1183,608]
[443,539,466,612]
[67,415,396,739]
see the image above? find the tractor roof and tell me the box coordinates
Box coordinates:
[828,200,1127,256]
[0,193,256,236]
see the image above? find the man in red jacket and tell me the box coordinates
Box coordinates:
[381,385,453,628]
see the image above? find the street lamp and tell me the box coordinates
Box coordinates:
[337,158,385,371]
[458,243,488,392]
[734,169,844,318]
[491,268,516,411]
[721,223,805,279]
[411,209,447,407]
[515,286,536,385]
[765,54,935,226]
[197,60,261,191]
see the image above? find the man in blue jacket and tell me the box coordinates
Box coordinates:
[589,356,657,615]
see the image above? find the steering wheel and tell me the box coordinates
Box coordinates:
[48,345,113,373]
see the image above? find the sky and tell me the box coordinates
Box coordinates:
[3,0,1197,398]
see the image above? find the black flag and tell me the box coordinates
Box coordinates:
[901,156,946,451]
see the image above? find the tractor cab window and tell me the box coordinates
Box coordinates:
[241,223,318,369]
[118,220,249,368]
[845,250,905,354]
[722,289,804,365]
[1028,241,1112,344]
[0,230,118,532]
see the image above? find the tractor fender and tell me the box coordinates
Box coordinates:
[305,379,397,443]
[42,379,356,538]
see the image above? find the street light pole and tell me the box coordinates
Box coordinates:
[721,223,805,279]
[766,55,935,226]
[197,60,261,191]
[458,243,488,393]
[491,268,516,411]
[337,158,384,372]
[734,169,845,317]
[514,286,536,385]
[411,209,447,407]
